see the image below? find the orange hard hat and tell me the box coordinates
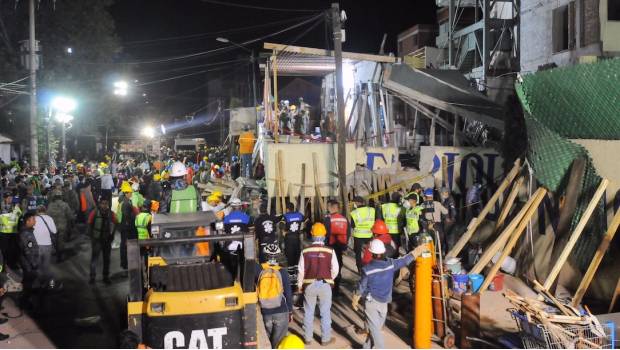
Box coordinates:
[372,219,389,235]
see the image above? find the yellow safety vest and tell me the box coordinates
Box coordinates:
[351,207,375,238]
[135,212,152,240]
[381,203,402,234]
[0,208,21,234]
[406,206,422,235]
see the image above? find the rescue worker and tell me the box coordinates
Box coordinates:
[130,181,145,210]
[405,183,423,207]
[350,196,376,273]
[405,193,423,251]
[238,125,256,178]
[88,198,117,285]
[323,199,349,296]
[297,223,338,346]
[379,193,404,254]
[135,200,152,241]
[361,220,396,266]
[117,181,137,271]
[421,188,448,252]
[201,193,225,219]
[258,244,293,348]
[439,187,458,251]
[0,192,21,269]
[147,173,162,202]
[99,164,114,205]
[277,334,305,349]
[222,198,249,276]
[46,190,74,262]
[161,161,200,213]
[353,241,427,349]
[254,201,278,263]
[281,202,304,269]
[18,211,39,309]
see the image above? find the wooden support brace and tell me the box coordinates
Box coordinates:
[543,178,609,290]
[495,176,524,231]
[312,152,325,216]
[447,159,521,258]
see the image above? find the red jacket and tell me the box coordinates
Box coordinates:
[361,234,393,266]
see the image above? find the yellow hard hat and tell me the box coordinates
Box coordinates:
[311,222,326,237]
[203,156,208,161]
[278,334,304,349]
[213,191,223,198]
[207,194,220,203]
[120,181,133,193]
[153,173,161,182]
[99,162,108,168]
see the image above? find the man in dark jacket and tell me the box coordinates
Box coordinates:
[253,201,278,263]
[18,211,39,309]
[88,199,117,284]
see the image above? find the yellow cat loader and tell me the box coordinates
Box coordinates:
[126,212,258,349]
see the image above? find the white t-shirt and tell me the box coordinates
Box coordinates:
[100,174,114,190]
[34,214,57,246]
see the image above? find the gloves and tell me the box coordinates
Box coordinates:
[352,293,361,311]
[410,245,429,259]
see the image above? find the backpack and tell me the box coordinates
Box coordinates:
[257,266,284,309]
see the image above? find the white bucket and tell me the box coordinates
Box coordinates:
[492,252,516,275]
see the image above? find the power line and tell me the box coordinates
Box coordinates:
[201,0,321,13]
[136,62,248,86]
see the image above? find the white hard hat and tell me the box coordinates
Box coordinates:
[368,239,386,255]
[229,198,242,207]
[170,161,187,177]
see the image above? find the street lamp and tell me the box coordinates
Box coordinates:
[51,96,77,165]
[114,80,129,96]
[141,125,155,139]
[216,37,258,113]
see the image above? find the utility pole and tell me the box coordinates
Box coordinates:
[28,0,38,169]
[331,3,349,213]
[251,51,259,133]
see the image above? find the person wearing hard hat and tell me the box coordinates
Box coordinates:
[277,334,305,349]
[297,222,338,347]
[421,188,448,253]
[99,163,114,206]
[130,181,145,210]
[147,173,162,202]
[353,241,427,349]
[238,124,256,178]
[378,193,405,255]
[350,196,376,274]
[361,220,396,266]
[257,243,293,348]
[117,181,138,271]
[201,193,225,219]
[160,161,200,214]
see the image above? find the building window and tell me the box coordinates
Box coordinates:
[610,0,620,20]
[553,3,576,52]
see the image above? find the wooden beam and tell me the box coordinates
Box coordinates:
[470,187,547,274]
[556,158,587,239]
[495,176,524,230]
[263,42,397,63]
[543,179,609,290]
[312,152,325,216]
[572,208,620,307]
[299,163,306,213]
[446,159,521,258]
[608,276,620,313]
[277,150,287,213]
[479,188,547,292]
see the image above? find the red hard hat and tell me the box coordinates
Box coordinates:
[372,219,389,235]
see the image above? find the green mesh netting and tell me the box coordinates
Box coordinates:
[516,60,620,270]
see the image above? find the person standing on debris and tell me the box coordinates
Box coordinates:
[350,196,376,273]
[353,241,427,349]
[257,243,293,348]
[297,223,338,346]
[46,190,74,262]
[88,198,117,285]
[422,188,449,252]
[18,211,39,309]
[323,199,349,296]
[378,193,405,254]
[254,201,278,263]
[405,194,423,251]
[117,181,137,271]
[238,125,256,178]
[439,187,458,251]
[34,206,58,290]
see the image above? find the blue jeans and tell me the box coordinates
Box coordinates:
[303,281,332,343]
[262,311,289,348]
[363,296,388,349]
[241,153,252,178]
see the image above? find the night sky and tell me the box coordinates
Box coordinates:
[108,0,436,122]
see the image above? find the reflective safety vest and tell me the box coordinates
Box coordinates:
[406,206,422,235]
[135,212,152,240]
[301,244,334,285]
[381,203,402,234]
[0,207,21,234]
[131,192,145,209]
[350,207,375,238]
[170,186,198,214]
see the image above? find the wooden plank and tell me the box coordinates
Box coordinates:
[479,189,547,292]
[543,179,609,290]
[495,176,524,230]
[299,163,306,212]
[312,152,325,215]
[572,208,620,307]
[277,150,287,213]
[263,42,397,63]
[469,187,546,274]
[441,155,448,187]
[447,159,521,258]
[609,277,620,313]
[533,280,575,316]
[556,158,587,238]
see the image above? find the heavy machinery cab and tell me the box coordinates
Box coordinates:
[127,212,257,349]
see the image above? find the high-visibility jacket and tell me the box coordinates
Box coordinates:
[131,192,145,210]
[381,203,402,234]
[135,212,152,240]
[406,206,423,235]
[0,207,21,234]
[351,206,375,238]
[301,244,334,285]
[328,213,348,246]
[170,186,198,214]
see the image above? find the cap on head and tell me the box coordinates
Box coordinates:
[424,188,434,197]
[353,196,365,205]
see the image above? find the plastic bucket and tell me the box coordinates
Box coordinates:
[468,274,484,293]
[445,257,462,275]
[489,273,505,291]
[452,274,469,293]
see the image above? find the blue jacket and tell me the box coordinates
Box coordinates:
[358,254,414,303]
[258,264,294,316]
[283,211,304,234]
[224,210,250,234]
